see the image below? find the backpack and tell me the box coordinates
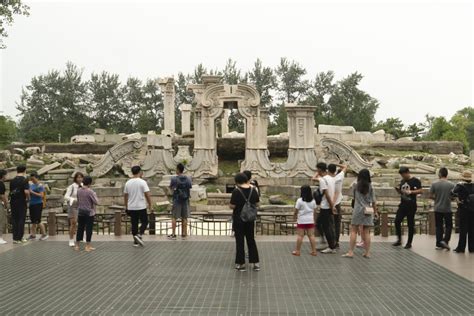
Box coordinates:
[462,183,474,211]
[313,188,323,205]
[238,187,258,222]
[175,176,190,201]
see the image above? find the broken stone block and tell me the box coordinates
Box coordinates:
[25,147,41,155]
[27,158,45,166]
[122,132,142,140]
[190,185,207,202]
[269,195,286,205]
[37,162,61,176]
[11,154,24,162]
[94,128,107,135]
[71,135,95,143]
[0,150,11,161]
[13,148,25,155]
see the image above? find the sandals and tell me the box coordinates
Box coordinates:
[342,253,354,258]
[310,251,317,256]
[291,251,301,256]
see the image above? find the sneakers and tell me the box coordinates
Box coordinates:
[356,241,365,248]
[21,238,29,243]
[133,235,145,247]
[0,238,7,245]
[439,241,450,250]
[435,245,443,250]
[321,248,337,254]
[68,240,75,247]
[167,234,177,240]
[453,248,464,253]
[404,244,412,249]
[28,235,36,241]
[13,240,22,244]
[39,234,49,241]
[235,264,246,272]
[253,263,261,272]
[392,241,402,247]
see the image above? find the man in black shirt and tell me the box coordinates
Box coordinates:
[452,171,474,253]
[10,165,30,244]
[230,173,260,272]
[0,169,8,244]
[393,167,422,249]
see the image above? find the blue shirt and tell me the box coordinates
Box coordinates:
[29,183,44,206]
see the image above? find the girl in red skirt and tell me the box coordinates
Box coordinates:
[292,185,317,256]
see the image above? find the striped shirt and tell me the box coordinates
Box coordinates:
[77,187,99,216]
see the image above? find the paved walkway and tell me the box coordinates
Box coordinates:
[0,236,472,315]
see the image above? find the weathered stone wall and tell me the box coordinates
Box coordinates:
[353,141,464,154]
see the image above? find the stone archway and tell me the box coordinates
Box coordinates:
[187,76,274,178]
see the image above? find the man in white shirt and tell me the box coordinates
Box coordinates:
[328,163,347,249]
[312,162,337,253]
[124,166,152,247]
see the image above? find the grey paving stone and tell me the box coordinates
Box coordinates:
[0,241,472,315]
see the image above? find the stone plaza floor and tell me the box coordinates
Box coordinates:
[0,236,472,315]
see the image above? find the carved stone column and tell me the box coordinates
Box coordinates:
[221,109,230,136]
[179,104,192,134]
[280,103,318,177]
[157,77,175,134]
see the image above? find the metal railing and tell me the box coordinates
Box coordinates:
[8,208,457,237]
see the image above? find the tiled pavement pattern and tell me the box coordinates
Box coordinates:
[0,241,472,316]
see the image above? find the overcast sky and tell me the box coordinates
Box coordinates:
[0,0,472,127]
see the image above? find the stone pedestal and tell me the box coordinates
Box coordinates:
[158,77,175,134]
[179,104,192,134]
[278,104,318,177]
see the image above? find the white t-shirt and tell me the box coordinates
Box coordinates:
[124,178,150,210]
[333,171,345,205]
[295,198,316,224]
[319,174,336,209]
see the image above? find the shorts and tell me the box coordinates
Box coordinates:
[68,205,78,219]
[297,223,315,230]
[29,203,43,224]
[172,201,190,219]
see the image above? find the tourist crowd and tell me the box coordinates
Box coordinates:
[0,162,472,272]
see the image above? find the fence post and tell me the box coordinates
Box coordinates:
[48,211,56,236]
[114,211,122,236]
[149,211,156,235]
[428,211,436,235]
[381,212,388,237]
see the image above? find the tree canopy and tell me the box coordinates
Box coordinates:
[0,0,29,49]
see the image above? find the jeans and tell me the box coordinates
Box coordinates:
[234,220,259,264]
[317,209,336,249]
[435,212,452,246]
[333,204,342,244]
[11,201,26,241]
[456,208,474,252]
[76,215,94,242]
[394,204,416,245]
[130,209,148,237]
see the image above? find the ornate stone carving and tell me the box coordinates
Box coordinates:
[91,139,144,177]
[320,137,373,173]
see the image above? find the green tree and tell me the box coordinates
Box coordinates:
[17,62,90,142]
[175,72,194,134]
[453,107,474,150]
[373,117,407,139]
[136,79,163,134]
[0,0,29,49]
[0,115,17,147]
[275,57,308,103]
[304,71,336,124]
[88,71,124,132]
[222,58,244,85]
[247,58,277,108]
[190,64,207,84]
[406,123,424,141]
[328,72,379,131]
[120,77,143,133]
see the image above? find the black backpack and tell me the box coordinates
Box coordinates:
[175,176,190,201]
[238,187,258,222]
[462,183,474,211]
[313,187,323,205]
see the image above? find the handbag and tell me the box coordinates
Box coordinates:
[364,207,374,216]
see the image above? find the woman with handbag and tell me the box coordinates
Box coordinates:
[343,169,378,258]
[64,172,83,247]
[75,176,98,252]
[229,173,260,272]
